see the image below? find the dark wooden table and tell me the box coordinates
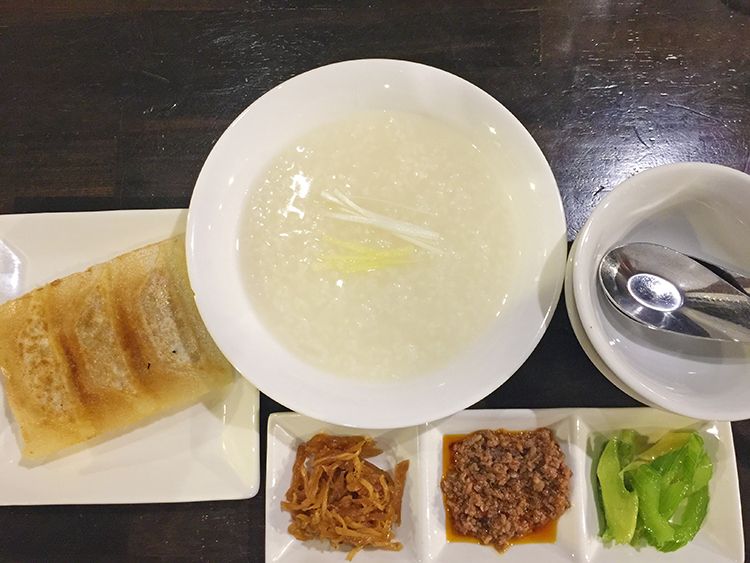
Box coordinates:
[2,1,748,561]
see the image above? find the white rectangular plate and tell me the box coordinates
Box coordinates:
[0,209,260,504]
[266,408,743,563]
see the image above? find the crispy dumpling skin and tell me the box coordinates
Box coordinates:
[0,236,234,459]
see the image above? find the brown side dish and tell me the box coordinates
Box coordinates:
[0,236,234,459]
[281,433,409,560]
[441,428,572,552]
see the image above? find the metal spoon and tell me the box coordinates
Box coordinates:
[598,242,750,342]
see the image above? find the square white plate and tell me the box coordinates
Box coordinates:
[578,408,743,563]
[266,413,420,563]
[420,409,583,563]
[266,408,742,563]
[0,209,260,504]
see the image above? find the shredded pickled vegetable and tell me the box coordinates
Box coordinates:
[281,433,410,560]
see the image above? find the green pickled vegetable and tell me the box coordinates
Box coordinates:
[691,452,713,493]
[594,429,712,552]
[656,433,705,516]
[614,429,642,467]
[631,465,674,545]
[660,486,709,552]
[621,431,691,473]
[660,478,690,517]
[596,438,639,543]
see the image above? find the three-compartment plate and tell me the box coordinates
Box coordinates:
[266,408,743,563]
[0,209,260,504]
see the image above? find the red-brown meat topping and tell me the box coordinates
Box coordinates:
[440,428,572,551]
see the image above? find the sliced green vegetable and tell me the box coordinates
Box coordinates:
[621,430,691,473]
[640,431,692,462]
[660,480,690,517]
[630,465,675,546]
[691,452,713,492]
[655,443,694,516]
[597,438,639,544]
[659,486,709,552]
[654,433,709,517]
[614,429,640,467]
[595,429,712,553]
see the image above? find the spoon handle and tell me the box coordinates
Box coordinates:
[691,256,750,296]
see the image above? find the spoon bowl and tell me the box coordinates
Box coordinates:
[599,242,750,343]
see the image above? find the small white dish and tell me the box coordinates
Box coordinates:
[420,409,583,563]
[0,209,259,504]
[266,413,420,563]
[187,58,567,428]
[266,408,742,563]
[573,163,750,421]
[578,408,743,563]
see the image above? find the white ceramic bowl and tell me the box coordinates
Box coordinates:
[573,162,750,421]
[187,59,567,428]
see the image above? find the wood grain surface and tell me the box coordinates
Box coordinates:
[1,1,748,561]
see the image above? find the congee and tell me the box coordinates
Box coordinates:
[239,110,516,379]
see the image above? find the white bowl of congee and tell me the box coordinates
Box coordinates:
[186,59,567,428]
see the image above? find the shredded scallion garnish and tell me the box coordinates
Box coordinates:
[321,189,443,255]
[318,237,416,274]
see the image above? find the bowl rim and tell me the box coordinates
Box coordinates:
[564,238,658,407]
[186,58,568,427]
[573,161,750,421]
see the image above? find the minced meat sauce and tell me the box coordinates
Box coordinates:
[440,428,572,551]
